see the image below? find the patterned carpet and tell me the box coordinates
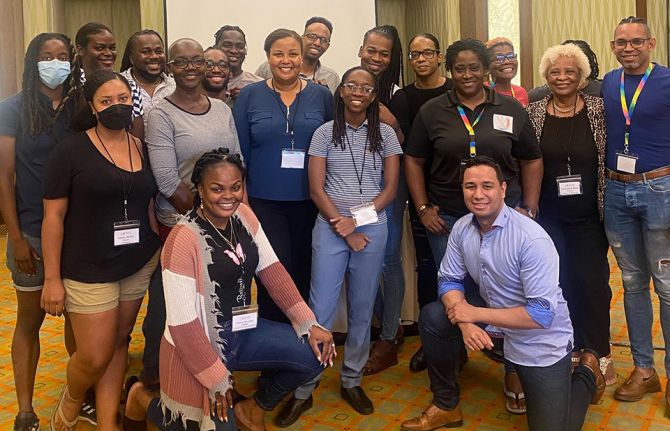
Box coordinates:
[1,235,669,430]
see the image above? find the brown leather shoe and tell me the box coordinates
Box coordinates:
[363,339,398,376]
[400,403,463,430]
[614,368,662,401]
[579,349,605,404]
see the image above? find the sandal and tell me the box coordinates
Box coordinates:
[50,385,79,431]
[503,371,526,415]
[14,412,39,431]
[599,354,617,386]
[362,339,398,376]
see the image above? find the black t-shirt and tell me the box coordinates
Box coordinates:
[194,214,259,325]
[389,79,454,139]
[405,88,542,217]
[44,131,160,282]
[539,109,599,220]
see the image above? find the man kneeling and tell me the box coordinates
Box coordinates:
[401,156,605,431]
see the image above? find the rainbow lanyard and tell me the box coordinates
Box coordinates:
[619,63,654,154]
[456,105,485,157]
[489,79,515,99]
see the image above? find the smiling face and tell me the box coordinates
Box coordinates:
[340,69,377,115]
[450,50,486,99]
[131,33,165,78]
[202,49,230,93]
[546,55,581,98]
[408,36,442,78]
[169,41,206,91]
[198,162,244,223]
[78,30,116,72]
[303,22,331,62]
[488,44,517,82]
[267,36,302,85]
[359,33,392,76]
[611,23,656,74]
[218,30,247,74]
[462,164,506,227]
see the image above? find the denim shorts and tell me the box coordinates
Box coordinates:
[5,232,44,291]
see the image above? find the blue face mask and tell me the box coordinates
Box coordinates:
[37,59,71,89]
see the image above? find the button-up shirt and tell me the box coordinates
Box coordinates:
[438,205,573,367]
[121,69,176,126]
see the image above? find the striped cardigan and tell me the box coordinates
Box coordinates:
[158,204,321,430]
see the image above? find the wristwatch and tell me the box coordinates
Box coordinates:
[521,205,537,220]
[417,203,431,215]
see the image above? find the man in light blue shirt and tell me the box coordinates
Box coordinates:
[401,157,605,431]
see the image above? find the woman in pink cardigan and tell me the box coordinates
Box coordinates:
[124,148,335,431]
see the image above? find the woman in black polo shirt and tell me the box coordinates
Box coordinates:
[404,38,543,415]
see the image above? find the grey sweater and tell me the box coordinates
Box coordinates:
[147,97,241,226]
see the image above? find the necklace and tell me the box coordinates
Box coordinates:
[200,209,236,251]
[552,96,579,114]
[271,77,301,93]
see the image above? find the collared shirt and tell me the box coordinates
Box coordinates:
[80,69,144,119]
[255,60,340,94]
[228,70,263,90]
[602,63,670,172]
[308,119,403,224]
[438,205,573,367]
[120,69,176,125]
[405,87,541,217]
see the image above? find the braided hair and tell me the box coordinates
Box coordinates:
[332,67,382,155]
[214,25,246,46]
[191,148,246,210]
[120,29,164,72]
[20,32,73,137]
[562,39,599,80]
[363,25,404,105]
[63,22,113,130]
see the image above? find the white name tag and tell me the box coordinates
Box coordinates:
[616,152,638,174]
[556,174,583,197]
[113,220,140,246]
[493,114,514,133]
[232,304,258,332]
[281,149,305,169]
[350,202,378,227]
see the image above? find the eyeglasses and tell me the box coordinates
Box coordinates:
[408,49,439,61]
[304,33,330,45]
[205,60,230,71]
[168,57,206,69]
[493,53,518,63]
[342,83,375,95]
[612,38,650,49]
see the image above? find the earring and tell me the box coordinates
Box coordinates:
[199,196,204,210]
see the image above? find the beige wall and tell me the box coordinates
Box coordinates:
[648,0,668,67]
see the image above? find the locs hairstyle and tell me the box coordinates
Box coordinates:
[363,25,404,105]
[120,29,165,72]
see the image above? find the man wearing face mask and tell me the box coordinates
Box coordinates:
[0,32,77,431]
[120,29,176,126]
[255,17,339,93]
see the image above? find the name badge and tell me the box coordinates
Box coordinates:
[493,114,514,133]
[350,202,378,227]
[113,220,140,246]
[616,152,638,174]
[281,148,305,169]
[556,174,583,197]
[232,304,258,332]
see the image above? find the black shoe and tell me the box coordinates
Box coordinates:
[13,412,39,431]
[274,396,313,427]
[409,346,427,372]
[79,400,97,426]
[340,386,374,415]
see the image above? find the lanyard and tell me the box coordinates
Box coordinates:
[96,127,135,221]
[619,63,654,154]
[551,96,578,175]
[489,79,515,99]
[271,79,303,149]
[456,105,485,157]
[344,128,369,195]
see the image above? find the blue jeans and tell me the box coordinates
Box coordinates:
[420,301,595,431]
[425,211,460,267]
[604,175,670,375]
[377,174,407,341]
[295,219,387,398]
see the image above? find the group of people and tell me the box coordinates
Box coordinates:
[1,10,668,431]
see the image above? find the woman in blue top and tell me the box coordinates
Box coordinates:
[276,66,402,425]
[233,29,333,323]
[0,32,75,431]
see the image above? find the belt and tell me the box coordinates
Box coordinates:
[606,165,670,182]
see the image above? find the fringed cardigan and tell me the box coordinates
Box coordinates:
[158,203,322,430]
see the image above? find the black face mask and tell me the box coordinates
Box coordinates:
[97,104,133,130]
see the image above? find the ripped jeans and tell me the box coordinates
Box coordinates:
[604,175,670,375]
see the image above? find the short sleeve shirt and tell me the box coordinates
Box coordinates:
[0,92,74,237]
[121,69,176,125]
[309,120,403,224]
[405,88,542,217]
